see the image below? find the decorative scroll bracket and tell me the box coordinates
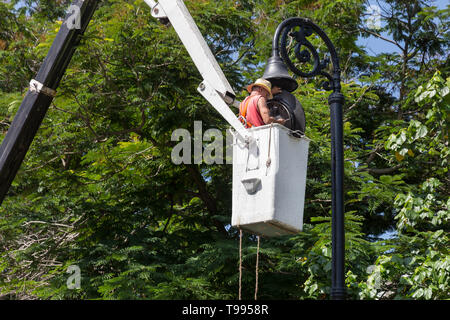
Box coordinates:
[272,18,342,93]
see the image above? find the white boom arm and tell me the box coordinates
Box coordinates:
[144,0,248,140]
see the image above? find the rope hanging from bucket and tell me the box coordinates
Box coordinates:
[254,235,260,300]
[238,124,276,299]
[239,229,243,300]
[265,123,273,172]
[238,229,261,300]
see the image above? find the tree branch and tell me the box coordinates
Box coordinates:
[185,164,227,236]
[365,164,402,175]
[358,27,404,52]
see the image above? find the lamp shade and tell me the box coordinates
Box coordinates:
[263,54,298,92]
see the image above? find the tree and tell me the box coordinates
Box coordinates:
[0,0,448,300]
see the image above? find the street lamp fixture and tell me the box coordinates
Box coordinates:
[263,18,346,300]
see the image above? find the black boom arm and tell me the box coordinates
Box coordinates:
[0,0,99,205]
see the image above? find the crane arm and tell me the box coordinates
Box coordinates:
[0,0,248,206]
[144,0,247,140]
[145,0,234,102]
[0,0,99,206]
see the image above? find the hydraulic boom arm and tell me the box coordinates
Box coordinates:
[0,0,247,206]
[0,0,99,206]
[144,0,247,138]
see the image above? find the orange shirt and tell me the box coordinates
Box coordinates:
[239,94,265,128]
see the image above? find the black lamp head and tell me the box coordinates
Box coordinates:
[263,54,298,92]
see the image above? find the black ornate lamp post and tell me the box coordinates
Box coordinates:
[263,18,346,300]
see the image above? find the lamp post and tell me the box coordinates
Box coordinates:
[263,18,346,300]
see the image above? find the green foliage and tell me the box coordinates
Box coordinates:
[0,0,448,300]
[357,70,450,300]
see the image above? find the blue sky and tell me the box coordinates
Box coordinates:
[11,0,447,56]
[357,0,449,56]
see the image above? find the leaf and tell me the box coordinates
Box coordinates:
[424,288,432,300]
[440,85,449,97]
[7,100,20,114]
[380,175,392,184]
[412,288,424,299]
[395,151,404,162]
[321,246,331,258]
[415,125,428,140]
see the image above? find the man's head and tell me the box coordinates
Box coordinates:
[271,86,282,96]
[247,78,273,99]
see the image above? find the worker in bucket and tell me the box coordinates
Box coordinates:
[238,78,286,128]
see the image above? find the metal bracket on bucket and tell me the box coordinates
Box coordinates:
[241,177,261,195]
